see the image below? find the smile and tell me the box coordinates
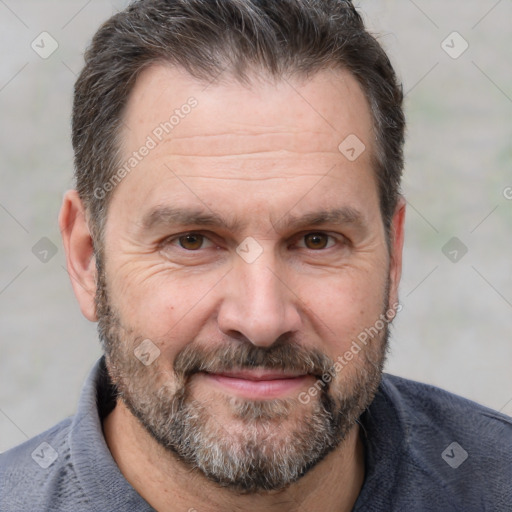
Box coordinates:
[199,370,313,400]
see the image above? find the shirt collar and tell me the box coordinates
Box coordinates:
[68,357,154,511]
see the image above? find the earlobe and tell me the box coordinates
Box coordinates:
[388,196,406,308]
[59,190,98,321]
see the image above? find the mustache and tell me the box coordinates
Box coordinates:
[173,336,335,381]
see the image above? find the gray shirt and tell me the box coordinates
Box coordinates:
[1,357,511,511]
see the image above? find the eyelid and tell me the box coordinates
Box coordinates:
[160,231,216,249]
[293,231,349,249]
[158,229,349,251]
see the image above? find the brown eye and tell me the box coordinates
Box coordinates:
[178,234,204,250]
[304,233,329,250]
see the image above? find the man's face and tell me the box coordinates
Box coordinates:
[95,65,402,492]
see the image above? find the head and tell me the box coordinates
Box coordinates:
[60,0,405,494]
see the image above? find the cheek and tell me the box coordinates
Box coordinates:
[303,274,389,393]
[297,267,388,356]
[107,261,225,350]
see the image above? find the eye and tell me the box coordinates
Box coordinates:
[159,231,220,264]
[176,233,209,250]
[300,232,336,250]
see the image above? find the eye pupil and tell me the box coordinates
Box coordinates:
[179,234,203,250]
[305,233,328,250]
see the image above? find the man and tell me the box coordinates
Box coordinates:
[1,0,511,510]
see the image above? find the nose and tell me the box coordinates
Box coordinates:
[217,253,302,347]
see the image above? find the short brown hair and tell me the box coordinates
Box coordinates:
[73,0,405,245]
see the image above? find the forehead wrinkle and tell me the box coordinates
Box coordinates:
[166,173,329,182]
[151,135,344,161]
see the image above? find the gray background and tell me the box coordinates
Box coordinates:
[1,0,511,452]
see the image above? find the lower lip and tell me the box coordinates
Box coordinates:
[201,373,312,399]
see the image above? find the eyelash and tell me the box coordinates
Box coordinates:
[161,231,348,252]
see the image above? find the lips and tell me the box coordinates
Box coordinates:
[208,370,308,381]
[199,369,313,399]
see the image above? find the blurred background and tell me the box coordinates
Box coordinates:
[1,0,511,452]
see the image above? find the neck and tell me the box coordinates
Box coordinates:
[103,400,365,512]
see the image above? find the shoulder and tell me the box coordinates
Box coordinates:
[0,416,72,474]
[372,374,512,510]
[381,373,512,441]
[0,418,89,512]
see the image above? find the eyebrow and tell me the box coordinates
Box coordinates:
[141,205,366,234]
[278,207,366,232]
[141,207,242,232]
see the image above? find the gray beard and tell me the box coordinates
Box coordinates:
[95,264,389,493]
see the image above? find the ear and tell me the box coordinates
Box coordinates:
[388,196,406,308]
[59,190,98,321]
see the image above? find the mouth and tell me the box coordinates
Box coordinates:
[198,369,313,399]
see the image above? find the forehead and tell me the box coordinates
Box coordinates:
[109,63,379,231]
[122,64,374,156]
